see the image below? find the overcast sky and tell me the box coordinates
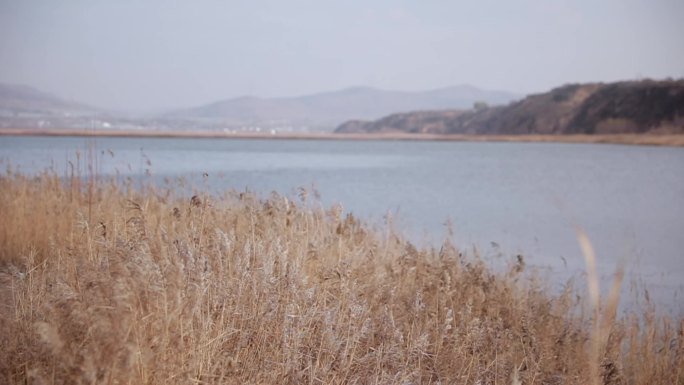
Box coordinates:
[1,0,682,111]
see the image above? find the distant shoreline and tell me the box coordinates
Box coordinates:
[1,128,684,147]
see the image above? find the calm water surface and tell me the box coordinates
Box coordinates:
[2,136,683,313]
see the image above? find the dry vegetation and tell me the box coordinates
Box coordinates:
[0,171,682,384]
[2,129,684,147]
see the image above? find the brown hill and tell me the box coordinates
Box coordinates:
[335,80,684,135]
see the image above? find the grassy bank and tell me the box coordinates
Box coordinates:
[0,172,681,384]
[2,128,684,147]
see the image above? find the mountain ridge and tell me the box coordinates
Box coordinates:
[0,83,95,116]
[0,82,519,130]
[164,85,520,128]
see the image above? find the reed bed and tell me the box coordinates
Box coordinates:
[0,171,681,384]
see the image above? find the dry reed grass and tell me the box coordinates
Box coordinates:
[0,171,682,384]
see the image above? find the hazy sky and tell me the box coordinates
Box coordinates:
[1,0,683,111]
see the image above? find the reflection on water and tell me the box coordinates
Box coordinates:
[1,135,683,313]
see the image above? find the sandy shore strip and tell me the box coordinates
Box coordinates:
[1,128,684,147]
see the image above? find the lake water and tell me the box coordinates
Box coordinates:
[1,135,683,314]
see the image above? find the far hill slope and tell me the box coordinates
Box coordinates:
[165,85,520,129]
[0,83,95,117]
[336,80,684,135]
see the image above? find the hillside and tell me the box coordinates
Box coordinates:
[0,83,95,117]
[165,85,519,129]
[336,80,684,135]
